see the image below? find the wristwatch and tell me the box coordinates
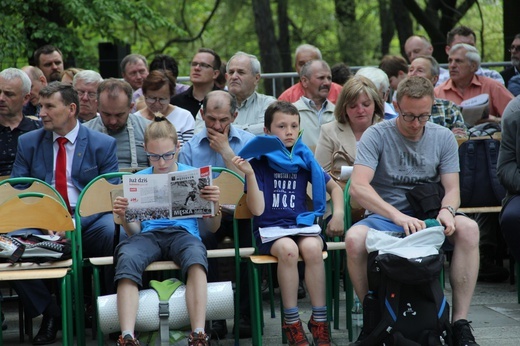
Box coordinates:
[440,205,456,217]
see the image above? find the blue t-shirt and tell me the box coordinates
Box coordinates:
[246,156,330,230]
[137,163,201,240]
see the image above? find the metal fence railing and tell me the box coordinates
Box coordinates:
[177,61,511,97]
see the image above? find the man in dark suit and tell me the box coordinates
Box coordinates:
[11,82,119,345]
[500,33,520,88]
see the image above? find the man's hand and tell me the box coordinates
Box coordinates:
[207,125,232,155]
[451,127,466,136]
[437,209,456,236]
[393,213,426,235]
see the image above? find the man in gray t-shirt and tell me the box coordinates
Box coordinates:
[346,76,480,346]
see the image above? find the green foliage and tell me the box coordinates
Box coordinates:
[0,0,506,75]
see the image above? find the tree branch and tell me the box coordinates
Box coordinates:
[157,0,221,51]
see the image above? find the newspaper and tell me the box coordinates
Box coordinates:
[460,94,489,127]
[123,166,214,222]
[258,224,322,244]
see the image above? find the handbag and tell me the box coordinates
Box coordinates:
[328,150,355,189]
[328,150,365,222]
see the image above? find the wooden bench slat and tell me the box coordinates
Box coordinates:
[0,268,69,281]
[458,206,502,214]
[250,251,328,265]
[0,259,72,271]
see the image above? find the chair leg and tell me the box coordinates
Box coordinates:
[344,265,354,341]
[267,265,276,318]
[516,262,520,304]
[249,262,263,346]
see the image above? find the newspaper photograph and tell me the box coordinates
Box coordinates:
[123,166,214,222]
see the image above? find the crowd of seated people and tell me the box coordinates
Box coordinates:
[1,27,518,345]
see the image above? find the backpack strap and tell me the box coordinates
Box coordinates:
[150,278,183,346]
[359,277,401,345]
[484,139,506,204]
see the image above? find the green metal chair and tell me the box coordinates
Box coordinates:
[78,168,247,345]
[235,193,336,345]
[0,192,76,346]
[343,179,356,341]
[74,171,130,345]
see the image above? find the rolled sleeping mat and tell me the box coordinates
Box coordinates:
[97,281,234,334]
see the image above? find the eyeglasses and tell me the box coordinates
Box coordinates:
[146,151,176,161]
[401,114,431,123]
[190,61,214,69]
[145,97,170,105]
[510,45,520,53]
[76,90,97,100]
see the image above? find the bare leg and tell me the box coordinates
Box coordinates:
[117,278,139,335]
[271,238,300,309]
[185,264,208,330]
[345,225,370,299]
[449,216,479,322]
[298,236,326,307]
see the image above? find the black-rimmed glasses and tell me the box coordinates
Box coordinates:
[509,45,520,53]
[146,151,175,161]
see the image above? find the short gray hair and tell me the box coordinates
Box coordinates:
[73,70,103,87]
[449,43,481,68]
[0,68,31,95]
[415,55,440,78]
[294,44,322,60]
[227,52,261,75]
[300,60,330,79]
[355,67,390,96]
[120,54,148,75]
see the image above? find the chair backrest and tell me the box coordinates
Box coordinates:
[0,192,74,233]
[75,172,130,218]
[212,167,245,206]
[0,177,65,206]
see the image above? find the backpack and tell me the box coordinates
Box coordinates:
[358,227,451,346]
[0,234,71,264]
[458,131,506,207]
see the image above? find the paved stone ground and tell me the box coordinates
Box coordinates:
[2,267,520,345]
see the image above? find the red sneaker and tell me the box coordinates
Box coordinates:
[116,334,140,346]
[308,317,331,345]
[282,320,310,346]
[188,331,210,346]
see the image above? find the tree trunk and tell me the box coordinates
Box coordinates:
[277,0,293,93]
[335,0,363,65]
[378,0,395,56]
[252,0,282,96]
[401,0,477,63]
[391,0,413,59]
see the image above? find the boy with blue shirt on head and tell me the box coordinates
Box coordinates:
[112,116,221,346]
[233,101,344,346]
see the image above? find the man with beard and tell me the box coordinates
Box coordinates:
[33,45,64,82]
[501,34,520,92]
[292,59,335,149]
[72,70,103,123]
[83,78,150,169]
[21,66,47,117]
[279,44,343,104]
[194,52,275,135]
[0,68,41,176]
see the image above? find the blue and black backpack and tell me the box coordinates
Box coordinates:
[357,250,452,345]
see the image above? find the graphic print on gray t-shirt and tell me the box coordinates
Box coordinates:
[355,119,459,212]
